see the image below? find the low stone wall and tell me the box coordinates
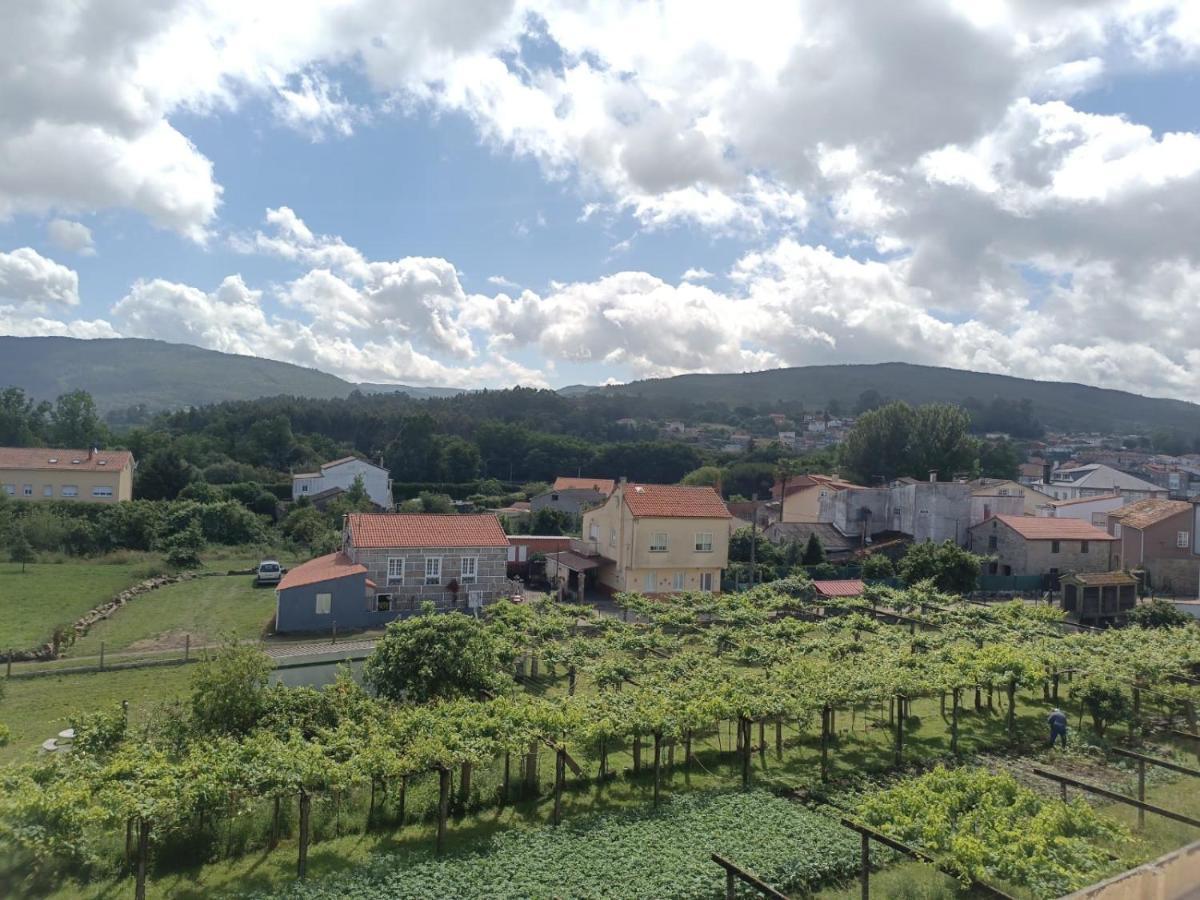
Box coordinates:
[9,570,226,662]
[1062,837,1200,899]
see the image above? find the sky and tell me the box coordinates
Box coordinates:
[1,1,1200,399]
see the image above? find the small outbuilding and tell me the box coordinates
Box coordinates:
[1059,571,1139,627]
[274,551,376,634]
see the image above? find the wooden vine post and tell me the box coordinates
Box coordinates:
[553,746,566,824]
[740,716,752,789]
[1006,675,1017,743]
[894,694,904,767]
[297,788,311,880]
[436,766,451,854]
[820,704,831,782]
[950,687,961,756]
[653,730,663,807]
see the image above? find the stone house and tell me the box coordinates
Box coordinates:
[1107,499,1199,593]
[273,512,511,633]
[968,514,1116,581]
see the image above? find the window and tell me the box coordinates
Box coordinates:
[610,528,617,547]
[1178,531,1191,548]
[42,485,53,497]
[374,594,392,612]
[91,486,113,498]
[999,488,1010,496]
[387,557,404,585]
[589,522,599,541]
[695,532,713,552]
[672,571,685,590]
[61,485,78,497]
[551,493,559,501]
[699,572,714,592]
[1080,541,1089,554]
[301,483,309,493]
[1113,523,1122,538]
[643,571,656,592]
[1,484,13,496]
[987,535,997,551]
[315,593,332,615]
[1051,540,1060,554]
[22,484,32,496]
[650,532,669,552]
[460,556,478,584]
[424,557,442,585]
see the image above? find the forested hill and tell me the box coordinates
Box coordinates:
[601,363,1200,434]
[0,337,457,412]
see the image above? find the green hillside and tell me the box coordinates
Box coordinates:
[603,363,1200,434]
[0,337,459,411]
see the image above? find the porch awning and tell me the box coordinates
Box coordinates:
[552,551,601,573]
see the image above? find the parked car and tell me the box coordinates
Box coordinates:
[255,560,283,586]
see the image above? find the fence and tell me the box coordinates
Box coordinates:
[977,574,1045,593]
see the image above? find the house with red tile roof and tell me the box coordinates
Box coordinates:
[577,480,733,597]
[0,446,134,503]
[968,513,1116,582]
[1106,499,1199,592]
[275,512,512,633]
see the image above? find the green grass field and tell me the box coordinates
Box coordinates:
[66,575,277,658]
[0,665,194,765]
[0,557,164,652]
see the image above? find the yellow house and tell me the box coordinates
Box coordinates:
[970,478,1052,516]
[773,474,861,522]
[580,481,732,596]
[0,447,135,503]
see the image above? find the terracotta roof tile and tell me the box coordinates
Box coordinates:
[1108,499,1194,530]
[551,476,616,495]
[277,552,366,591]
[1062,571,1139,587]
[347,513,509,548]
[990,514,1116,541]
[0,447,134,473]
[813,579,866,597]
[622,483,732,518]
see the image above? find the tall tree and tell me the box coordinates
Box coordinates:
[908,404,979,480]
[839,401,916,483]
[136,448,199,500]
[8,524,35,573]
[50,390,104,448]
[0,387,49,445]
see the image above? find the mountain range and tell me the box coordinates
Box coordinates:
[1,336,1196,435]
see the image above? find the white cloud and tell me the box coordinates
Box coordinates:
[487,274,520,289]
[46,219,97,256]
[0,248,80,309]
[680,268,713,282]
[273,72,365,140]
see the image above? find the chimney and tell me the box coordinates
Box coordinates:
[928,469,937,483]
[1043,462,1053,485]
[619,476,627,485]
[88,446,96,461]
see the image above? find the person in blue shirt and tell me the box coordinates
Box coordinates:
[1048,707,1068,748]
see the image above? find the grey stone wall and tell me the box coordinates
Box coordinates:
[971,518,1112,577]
[348,545,509,610]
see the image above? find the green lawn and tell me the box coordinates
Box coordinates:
[0,557,164,652]
[0,665,194,765]
[67,574,277,659]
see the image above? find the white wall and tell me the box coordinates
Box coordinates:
[293,458,391,508]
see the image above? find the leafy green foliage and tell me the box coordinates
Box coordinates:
[861,553,894,580]
[163,520,205,569]
[365,605,502,703]
[8,524,34,572]
[898,541,981,594]
[840,401,979,482]
[856,766,1127,896]
[190,641,273,735]
[259,790,870,900]
[1128,600,1192,630]
[68,705,128,756]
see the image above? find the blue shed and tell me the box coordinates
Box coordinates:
[275,551,393,634]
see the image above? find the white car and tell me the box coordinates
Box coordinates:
[255,560,283,586]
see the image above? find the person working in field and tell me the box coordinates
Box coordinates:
[1047,707,1068,748]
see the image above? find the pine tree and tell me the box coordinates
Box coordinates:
[801,532,826,566]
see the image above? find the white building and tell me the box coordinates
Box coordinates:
[1036,493,1127,527]
[292,456,392,509]
[1041,464,1168,503]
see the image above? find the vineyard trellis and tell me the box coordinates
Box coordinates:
[2,581,1200,898]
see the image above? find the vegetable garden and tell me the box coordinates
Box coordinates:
[3,577,1200,899]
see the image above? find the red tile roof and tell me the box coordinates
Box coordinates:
[347,513,510,548]
[0,447,134,472]
[990,514,1116,541]
[277,552,367,591]
[1108,499,1194,530]
[551,476,616,495]
[813,579,866,597]
[622,483,732,518]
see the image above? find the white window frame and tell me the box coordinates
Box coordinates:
[387,557,405,585]
[643,571,656,592]
[373,593,392,612]
[1178,531,1191,549]
[699,572,714,592]
[1113,523,1122,538]
[588,522,599,541]
[460,556,478,584]
[22,484,32,496]
[315,593,332,615]
[424,556,442,585]
[301,483,309,493]
[61,485,78,497]
[672,571,685,590]
[694,532,713,552]
[610,527,617,547]
[42,485,53,497]
[91,486,114,498]
[1,484,13,496]
[649,532,669,552]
